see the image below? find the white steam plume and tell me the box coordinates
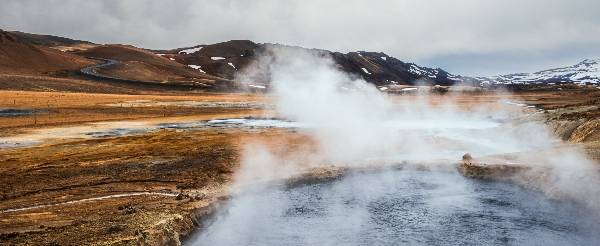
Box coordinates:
[232,45,600,210]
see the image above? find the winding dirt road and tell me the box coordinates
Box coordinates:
[78,57,125,80]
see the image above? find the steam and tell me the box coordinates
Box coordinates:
[237,46,589,175]
[193,45,600,244]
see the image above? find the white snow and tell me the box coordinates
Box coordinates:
[410,65,428,75]
[156,54,165,56]
[249,84,266,89]
[379,87,388,90]
[179,47,202,54]
[483,59,600,85]
[211,57,225,60]
[169,58,175,61]
[361,68,371,74]
[402,88,418,91]
[228,62,236,69]
[381,57,387,61]
[188,65,206,73]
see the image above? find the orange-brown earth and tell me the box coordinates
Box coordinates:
[1,88,599,245]
[7,30,100,52]
[0,29,98,77]
[0,91,277,245]
[0,127,304,245]
[0,91,273,136]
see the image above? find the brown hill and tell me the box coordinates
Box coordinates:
[163,41,475,86]
[7,30,98,51]
[163,40,260,80]
[73,44,231,88]
[0,29,98,76]
[73,44,185,66]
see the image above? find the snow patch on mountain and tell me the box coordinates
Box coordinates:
[188,65,205,73]
[477,59,600,85]
[179,47,202,54]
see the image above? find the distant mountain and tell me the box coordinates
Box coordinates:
[160,41,477,86]
[476,59,600,86]
[328,50,476,86]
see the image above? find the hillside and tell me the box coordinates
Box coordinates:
[72,44,233,88]
[160,41,476,87]
[6,30,480,88]
[8,30,99,51]
[329,50,475,86]
[0,29,98,76]
[10,30,599,89]
[160,40,260,81]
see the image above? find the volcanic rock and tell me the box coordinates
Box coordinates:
[108,224,128,233]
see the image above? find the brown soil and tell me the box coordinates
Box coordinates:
[7,30,99,52]
[72,45,229,84]
[1,85,600,245]
[0,91,273,135]
[0,29,98,76]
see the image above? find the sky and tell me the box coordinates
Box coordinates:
[1,0,600,77]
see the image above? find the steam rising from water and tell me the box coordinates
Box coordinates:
[194,46,600,244]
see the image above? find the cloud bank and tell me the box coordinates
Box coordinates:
[2,0,600,76]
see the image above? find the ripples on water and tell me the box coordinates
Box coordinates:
[191,169,600,245]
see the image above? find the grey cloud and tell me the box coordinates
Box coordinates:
[1,0,600,76]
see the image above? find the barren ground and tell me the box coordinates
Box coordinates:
[1,87,600,245]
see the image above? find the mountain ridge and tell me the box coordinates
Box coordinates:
[5,30,598,88]
[477,59,600,86]
[160,41,478,87]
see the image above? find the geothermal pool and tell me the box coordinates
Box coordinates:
[191,169,600,245]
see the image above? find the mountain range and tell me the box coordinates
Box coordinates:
[475,59,600,86]
[5,30,599,89]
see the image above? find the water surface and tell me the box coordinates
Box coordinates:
[192,169,600,245]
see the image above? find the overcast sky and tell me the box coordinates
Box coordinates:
[1,0,600,76]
